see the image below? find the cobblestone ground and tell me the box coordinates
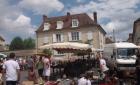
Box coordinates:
[3,70,28,85]
[20,70,28,82]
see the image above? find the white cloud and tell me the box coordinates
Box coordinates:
[103,20,133,40]
[19,0,64,15]
[15,15,31,26]
[67,0,140,41]
[0,0,35,43]
[2,15,35,34]
[0,0,64,44]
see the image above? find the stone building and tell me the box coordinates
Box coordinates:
[0,35,5,51]
[105,37,114,44]
[132,18,140,45]
[36,12,106,56]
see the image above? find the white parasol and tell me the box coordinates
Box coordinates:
[39,42,90,50]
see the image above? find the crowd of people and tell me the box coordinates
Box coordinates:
[0,51,140,85]
[60,58,95,77]
[0,53,52,85]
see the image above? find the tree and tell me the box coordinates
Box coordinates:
[43,49,52,56]
[9,36,24,50]
[23,37,35,49]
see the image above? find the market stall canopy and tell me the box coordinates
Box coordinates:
[39,42,90,50]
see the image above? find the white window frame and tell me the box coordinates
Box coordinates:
[72,19,79,27]
[71,32,80,41]
[43,23,50,31]
[56,34,61,42]
[56,21,63,29]
[53,33,63,43]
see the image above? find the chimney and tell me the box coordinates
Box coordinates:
[43,15,47,22]
[66,12,71,20]
[93,12,97,24]
[67,12,70,16]
[129,33,132,38]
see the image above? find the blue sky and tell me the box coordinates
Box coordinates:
[0,0,140,44]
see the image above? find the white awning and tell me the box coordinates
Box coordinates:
[39,42,90,50]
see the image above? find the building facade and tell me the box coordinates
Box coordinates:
[127,33,133,43]
[105,37,114,44]
[132,18,140,45]
[36,12,106,56]
[0,36,5,46]
[0,36,6,51]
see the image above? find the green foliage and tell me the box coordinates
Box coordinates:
[9,37,24,50]
[43,49,52,56]
[9,36,35,50]
[24,37,35,49]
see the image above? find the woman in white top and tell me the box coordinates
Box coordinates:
[43,55,51,82]
[98,52,109,72]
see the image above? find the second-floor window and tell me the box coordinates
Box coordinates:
[71,32,79,41]
[56,34,61,42]
[72,19,79,27]
[53,33,63,42]
[68,32,81,41]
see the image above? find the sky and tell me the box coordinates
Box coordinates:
[0,0,140,44]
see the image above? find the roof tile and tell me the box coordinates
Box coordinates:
[36,13,97,32]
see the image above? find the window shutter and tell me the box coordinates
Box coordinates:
[53,34,56,42]
[87,31,93,40]
[79,32,82,40]
[44,36,48,43]
[61,34,64,42]
[68,32,72,41]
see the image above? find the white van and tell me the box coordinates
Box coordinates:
[104,42,138,74]
[0,53,7,59]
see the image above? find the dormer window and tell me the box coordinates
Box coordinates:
[72,19,79,27]
[44,23,50,31]
[56,21,63,29]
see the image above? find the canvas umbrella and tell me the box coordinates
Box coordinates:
[39,42,90,51]
[39,42,93,60]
